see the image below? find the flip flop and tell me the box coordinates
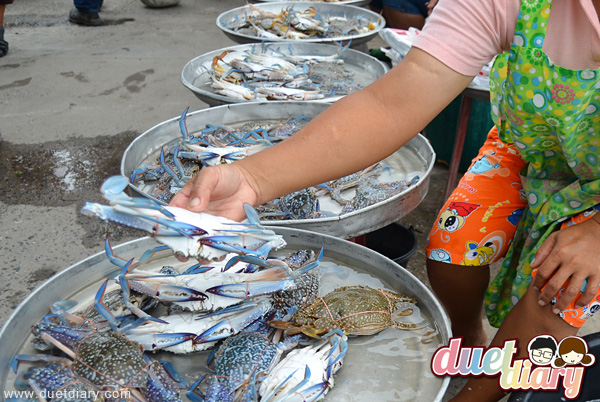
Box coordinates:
[0,27,7,57]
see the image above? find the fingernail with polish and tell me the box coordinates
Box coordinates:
[553,308,561,315]
[538,300,546,307]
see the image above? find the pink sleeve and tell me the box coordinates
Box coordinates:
[412,0,520,76]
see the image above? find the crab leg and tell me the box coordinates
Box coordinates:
[125,301,270,353]
[207,247,323,298]
[82,176,286,261]
[159,147,184,187]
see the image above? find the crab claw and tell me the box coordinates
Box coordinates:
[12,354,71,374]
[187,374,234,402]
[194,300,272,344]
[127,332,198,351]
[105,237,170,269]
[179,106,191,142]
[159,147,183,187]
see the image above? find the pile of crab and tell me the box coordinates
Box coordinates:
[11,177,426,402]
[131,107,420,219]
[206,44,365,102]
[224,5,378,41]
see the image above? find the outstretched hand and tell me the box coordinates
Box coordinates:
[531,215,600,313]
[169,164,261,222]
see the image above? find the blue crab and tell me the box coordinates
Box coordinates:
[81,175,286,261]
[340,176,420,214]
[260,330,348,402]
[270,285,420,338]
[123,300,274,354]
[13,361,102,401]
[15,324,187,402]
[271,249,322,314]
[115,247,322,314]
[187,331,300,402]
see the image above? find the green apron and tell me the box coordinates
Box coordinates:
[485,0,600,327]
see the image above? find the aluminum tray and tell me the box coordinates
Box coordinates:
[252,0,371,8]
[0,229,451,401]
[120,102,435,239]
[181,42,389,106]
[216,2,385,46]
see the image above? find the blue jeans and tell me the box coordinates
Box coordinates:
[74,0,102,13]
[370,0,428,16]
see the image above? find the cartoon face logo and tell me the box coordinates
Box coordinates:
[438,209,465,232]
[468,152,500,174]
[581,301,600,321]
[528,336,557,366]
[429,249,452,263]
[437,202,481,233]
[553,336,596,368]
[460,241,496,266]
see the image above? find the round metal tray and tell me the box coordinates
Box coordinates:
[216,2,385,46]
[252,0,371,8]
[120,102,436,239]
[0,229,451,401]
[181,42,389,106]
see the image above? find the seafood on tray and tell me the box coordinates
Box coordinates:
[223,4,379,41]
[12,175,431,401]
[82,175,287,261]
[205,44,365,101]
[128,107,420,220]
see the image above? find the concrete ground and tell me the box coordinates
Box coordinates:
[1,1,599,401]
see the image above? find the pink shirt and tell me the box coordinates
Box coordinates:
[413,0,600,76]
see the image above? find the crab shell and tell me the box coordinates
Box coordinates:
[72,331,149,389]
[274,285,418,337]
[212,331,281,395]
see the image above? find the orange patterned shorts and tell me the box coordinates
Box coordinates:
[425,127,600,327]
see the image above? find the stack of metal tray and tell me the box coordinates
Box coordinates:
[121,102,435,239]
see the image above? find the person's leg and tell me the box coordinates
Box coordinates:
[70,0,103,26]
[381,0,428,30]
[381,9,426,30]
[0,4,7,57]
[427,261,490,346]
[425,127,527,345]
[450,287,578,402]
[73,0,102,14]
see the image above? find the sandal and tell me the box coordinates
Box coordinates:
[0,27,8,58]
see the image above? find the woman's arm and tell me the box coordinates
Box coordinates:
[170,48,474,219]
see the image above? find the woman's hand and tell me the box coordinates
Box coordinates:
[531,214,600,313]
[169,163,260,221]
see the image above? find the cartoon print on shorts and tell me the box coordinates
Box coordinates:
[563,204,600,227]
[435,202,481,243]
[428,248,452,263]
[460,241,496,266]
[552,336,596,368]
[464,151,511,181]
[528,335,557,366]
[580,295,600,321]
[507,208,524,226]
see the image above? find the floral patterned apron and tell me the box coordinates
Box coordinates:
[485,0,600,327]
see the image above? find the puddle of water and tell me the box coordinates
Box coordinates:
[0,131,138,206]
